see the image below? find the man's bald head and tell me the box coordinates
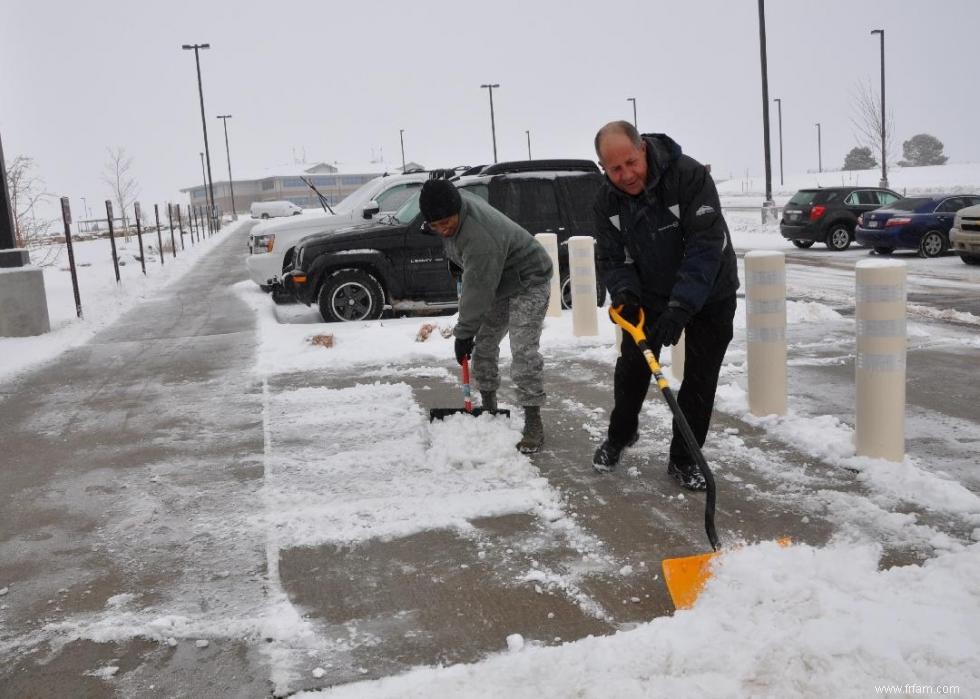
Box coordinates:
[595,121,648,196]
[594,120,642,158]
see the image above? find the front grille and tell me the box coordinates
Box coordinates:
[961,219,980,232]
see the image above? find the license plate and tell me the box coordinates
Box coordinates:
[789,213,799,221]
[867,221,879,228]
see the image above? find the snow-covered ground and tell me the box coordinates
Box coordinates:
[0,220,244,382]
[3,168,979,696]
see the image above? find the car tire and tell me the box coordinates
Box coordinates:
[825,224,852,251]
[317,268,385,323]
[918,230,947,258]
[560,275,605,310]
[261,213,270,219]
[873,247,893,255]
[791,240,814,249]
[959,254,980,266]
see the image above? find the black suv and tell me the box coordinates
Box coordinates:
[780,186,901,250]
[282,160,606,323]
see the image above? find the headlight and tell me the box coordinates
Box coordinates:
[296,246,305,268]
[253,233,276,252]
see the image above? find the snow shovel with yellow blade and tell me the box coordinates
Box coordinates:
[609,305,722,609]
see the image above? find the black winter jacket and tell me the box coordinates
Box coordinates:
[594,134,739,316]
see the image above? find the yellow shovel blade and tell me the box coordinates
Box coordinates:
[662,551,720,610]
[662,537,793,610]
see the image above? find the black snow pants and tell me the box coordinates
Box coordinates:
[607,295,737,467]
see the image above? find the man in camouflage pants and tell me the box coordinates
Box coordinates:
[419,178,553,454]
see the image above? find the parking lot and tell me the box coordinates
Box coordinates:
[2,220,977,696]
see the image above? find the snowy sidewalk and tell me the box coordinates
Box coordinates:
[1,219,978,697]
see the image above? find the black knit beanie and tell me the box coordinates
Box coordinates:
[419,179,462,222]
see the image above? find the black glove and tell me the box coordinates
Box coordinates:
[454,336,475,364]
[610,290,641,325]
[648,307,691,349]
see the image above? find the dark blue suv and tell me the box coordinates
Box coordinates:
[855,194,980,257]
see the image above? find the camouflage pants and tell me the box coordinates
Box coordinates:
[472,282,549,407]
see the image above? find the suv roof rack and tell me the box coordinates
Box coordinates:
[479,159,599,176]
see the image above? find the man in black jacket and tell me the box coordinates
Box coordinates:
[591,121,739,491]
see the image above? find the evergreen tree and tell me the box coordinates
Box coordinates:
[843,146,877,171]
[899,133,948,167]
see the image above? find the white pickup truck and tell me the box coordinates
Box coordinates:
[245,172,429,297]
[949,203,980,265]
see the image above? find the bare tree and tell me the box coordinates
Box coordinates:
[3,154,55,248]
[850,78,895,168]
[102,146,139,238]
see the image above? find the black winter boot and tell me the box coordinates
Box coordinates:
[668,460,707,492]
[481,391,498,411]
[591,432,639,474]
[517,406,544,454]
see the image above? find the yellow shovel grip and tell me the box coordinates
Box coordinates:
[609,305,669,388]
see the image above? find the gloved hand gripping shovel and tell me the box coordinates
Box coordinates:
[609,305,721,609]
[429,356,511,421]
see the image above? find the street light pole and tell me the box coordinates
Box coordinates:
[525,130,531,159]
[182,43,217,228]
[757,0,775,216]
[773,97,784,186]
[480,83,500,163]
[871,29,887,188]
[815,122,822,173]
[199,152,210,234]
[216,114,237,219]
[399,129,406,172]
[627,97,637,128]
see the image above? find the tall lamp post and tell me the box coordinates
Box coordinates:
[757,0,775,218]
[182,43,217,228]
[870,29,888,188]
[627,97,637,128]
[525,130,532,159]
[773,97,784,186]
[199,152,209,233]
[815,122,823,173]
[399,129,406,172]
[480,83,500,163]
[216,114,237,219]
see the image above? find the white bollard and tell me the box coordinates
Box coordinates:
[568,236,598,337]
[534,233,562,318]
[855,259,907,462]
[745,251,787,416]
[668,330,685,384]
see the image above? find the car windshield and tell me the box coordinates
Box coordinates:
[329,176,385,215]
[392,192,422,225]
[889,197,934,212]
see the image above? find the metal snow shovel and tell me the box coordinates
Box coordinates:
[429,355,511,421]
[608,305,721,609]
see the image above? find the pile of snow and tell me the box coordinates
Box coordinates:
[300,541,980,698]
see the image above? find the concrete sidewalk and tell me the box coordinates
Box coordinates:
[1,225,976,697]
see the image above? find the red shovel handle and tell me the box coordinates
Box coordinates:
[461,355,473,412]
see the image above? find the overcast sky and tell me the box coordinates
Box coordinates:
[3,0,978,216]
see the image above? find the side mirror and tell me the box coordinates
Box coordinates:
[362,200,380,219]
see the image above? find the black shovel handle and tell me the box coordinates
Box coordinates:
[610,306,719,551]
